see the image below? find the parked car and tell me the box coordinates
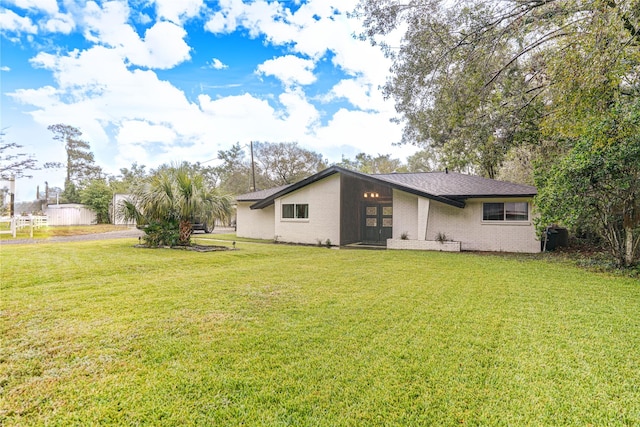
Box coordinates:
[191,218,213,233]
[136,217,214,233]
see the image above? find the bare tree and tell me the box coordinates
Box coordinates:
[0,130,38,180]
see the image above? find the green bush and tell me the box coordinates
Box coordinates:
[141,220,180,247]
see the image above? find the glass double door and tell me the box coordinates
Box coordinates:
[362,203,392,244]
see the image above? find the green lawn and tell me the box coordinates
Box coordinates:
[1,239,639,426]
[0,224,131,240]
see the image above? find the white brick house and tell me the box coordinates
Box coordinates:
[236,166,540,253]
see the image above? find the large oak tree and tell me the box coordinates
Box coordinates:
[356,0,640,265]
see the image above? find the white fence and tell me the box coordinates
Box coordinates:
[45,204,97,226]
[0,215,48,238]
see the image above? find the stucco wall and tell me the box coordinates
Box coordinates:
[426,198,539,253]
[274,174,341,245]
[236,201,275,240]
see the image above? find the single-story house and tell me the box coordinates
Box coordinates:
[236,166,540,253]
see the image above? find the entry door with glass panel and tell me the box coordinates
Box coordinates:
[362,204,393,244]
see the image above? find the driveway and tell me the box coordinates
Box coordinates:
[0,227,235,245]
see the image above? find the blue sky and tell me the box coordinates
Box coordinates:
[1,0,414,201]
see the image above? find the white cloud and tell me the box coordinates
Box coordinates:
[0,8,38,34]
[210,58,228,69]
[118,121,177,145]
[82,1,190,69]
[42,12,75,34]
[1,66,10,72]
[202,0,395,111]
[9,0,58,14]
[277,87,320,132]
[13,45,200,152]
[233,0,285,38]
[310,108,410,159]
[137,12,152,25]
[152,0,203,23]
[205,0,258,34]
[325,77,387,111]
[257,55,316,87]
[142,21,191,68]
[83,2,141,48]
[5,0,408,186]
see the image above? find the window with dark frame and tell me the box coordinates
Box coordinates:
[483,202,528,221]
[296,204,309,219]
[282,204,295,218]
[505,202,528,221]
[282,203,309,219]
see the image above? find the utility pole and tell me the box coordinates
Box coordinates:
[250,141,257,192]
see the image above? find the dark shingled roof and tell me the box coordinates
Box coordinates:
[244,166,536,210]
[373,172,537,198]
[235,185,292,202]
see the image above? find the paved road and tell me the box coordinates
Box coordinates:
[0,227,235,245]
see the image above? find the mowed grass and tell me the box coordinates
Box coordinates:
[1,240,639,426]
[0,224,131,240]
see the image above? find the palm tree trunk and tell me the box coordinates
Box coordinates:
[179,220,192,246]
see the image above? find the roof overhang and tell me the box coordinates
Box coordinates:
[448,193,537,199]
[249,166,466,210]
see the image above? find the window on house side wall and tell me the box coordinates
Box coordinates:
[296,204,309,219]
[282,203,309,219]
[483,202,528,221]
[505,202,528,221]
[282,204,295,218]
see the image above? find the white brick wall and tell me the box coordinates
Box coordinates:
[274,174,341,245]
[236,202,275,240]
[392,190,418,240]
[426,198,540,253]
[392,190,540,253]
[387,238,460,251]
[238,178,540,253]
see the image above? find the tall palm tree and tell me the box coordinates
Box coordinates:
[118,164,232,246]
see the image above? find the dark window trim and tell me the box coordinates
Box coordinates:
[282,203,309,219]
[482,202,529,222]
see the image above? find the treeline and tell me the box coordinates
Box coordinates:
[22,124,438,225]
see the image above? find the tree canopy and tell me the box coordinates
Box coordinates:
[79,179,112,224]
[214,142,326,194]
[535,102,640,266]
[335,152,408,174]
[355,0,639,176]
[253,142,327,186]
[47,124,102,202]
[356,0,640,265]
